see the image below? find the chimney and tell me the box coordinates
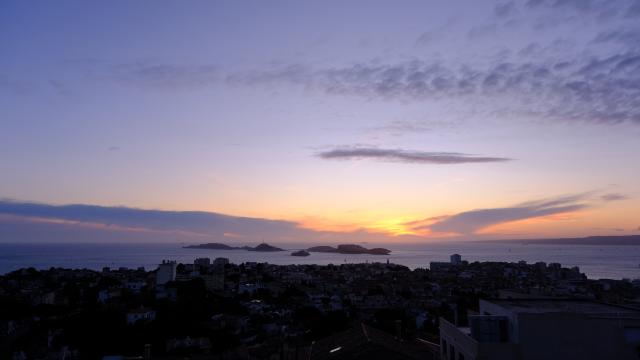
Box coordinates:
[394,319,402,339]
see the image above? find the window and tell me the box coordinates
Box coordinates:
[449,345,455,360]
[458,353,465,360]
[442,339,447,355]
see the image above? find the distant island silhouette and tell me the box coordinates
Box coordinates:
[290,250,310,256]
[307,244,391,255]
[184,242,284,252]
[183,243,392,255]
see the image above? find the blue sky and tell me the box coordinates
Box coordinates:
[1,0,639,243]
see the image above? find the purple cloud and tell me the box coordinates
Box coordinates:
[410,192,627,235]
[317,147,512,164]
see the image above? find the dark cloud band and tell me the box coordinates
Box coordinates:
[229,51,640,125]
[409,192,628,235]
[317,147,512,164]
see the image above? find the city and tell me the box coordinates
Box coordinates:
[2,254,639,359]
[2,0,640,358]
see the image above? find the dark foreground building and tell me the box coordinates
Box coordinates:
[440,299,640,360]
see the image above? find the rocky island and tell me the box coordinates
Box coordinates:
[307,244,391,255]
[290,250,310,257]
[184,242,284,252]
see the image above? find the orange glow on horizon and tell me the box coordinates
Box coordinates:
[296,213,465,238]
[296,207,598,240]
[296,215,422,237]
[477,210,589,236]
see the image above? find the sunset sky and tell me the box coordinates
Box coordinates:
[1,0,639,243]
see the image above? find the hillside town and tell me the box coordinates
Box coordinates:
[1,255,639,359]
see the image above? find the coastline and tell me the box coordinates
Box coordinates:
[0,242,639,280]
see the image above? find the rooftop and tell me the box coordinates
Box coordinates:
[310,323,436,360]
[487,299,640,315]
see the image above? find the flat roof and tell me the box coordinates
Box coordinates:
[485,299,640,315]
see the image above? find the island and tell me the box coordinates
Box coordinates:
[184,242,284,252]
[290,250,310,257]
[249,243,284,252]
[183,243,236,250]
[307,244,391,255]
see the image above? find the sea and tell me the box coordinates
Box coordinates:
[0,242,639,280]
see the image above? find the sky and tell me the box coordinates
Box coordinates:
[1,0,639,244]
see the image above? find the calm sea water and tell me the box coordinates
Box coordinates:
[0,242,639,280]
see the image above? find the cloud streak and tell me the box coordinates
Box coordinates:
[408,192,627,235]
[525,0,637,18]
[600,193,628,202]
[0,195,631,243]
[0,200,298,239]
[0,200,415,244]
[317,147,512,165]
[229,51,640,125]
[112,62,218,89]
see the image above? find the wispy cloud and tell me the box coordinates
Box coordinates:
[0,200,297,239]
[317,147,512,165]
[228,51,640,125]
[112,62,218,89]
[0,200,415,243]
[525,0,635,18]
[0,196,631,243]
[593,29,640,49]
[600,193,628,202]
[495,2,519,18]
[408,192,627,235]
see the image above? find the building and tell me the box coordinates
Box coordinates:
[194,257,210,267]
[310,323,437,360]
[166,336,212,353]
[213,257,229,267]
[126,308,156,325]
[238,282,262,295]
[125,280,146,293]
[431,254,465,272]
[440,299,640,360]
[156,260,176,286]
[429,262,453,272]
[202,273,225,291]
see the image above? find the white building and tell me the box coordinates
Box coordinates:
[440,299,640,360]
[450,254,462,265]
[156,260,176,286]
